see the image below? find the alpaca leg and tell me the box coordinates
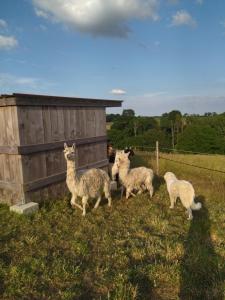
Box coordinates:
[146,182,153,198]
[82,196,88,216]
[187,208,193,220]
[149,184,154,198]
[120,186,124,199]
[71,194,83,210]
[126,188,132,199]
[104,191,112,207]
[94,196,102,209]
[104,183,112,207]
[107,196,112,207]
[169,194,176,209]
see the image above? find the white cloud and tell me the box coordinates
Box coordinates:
[0,19,7,29]
[32,0,159,38]
[0,73,39,89]
[170,10,197,27]
[110,88,127,95]
[143,91,167,98]
[34,8,49,19]
[0,73,57,94]
[0,35,18,50]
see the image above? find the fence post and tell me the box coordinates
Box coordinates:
[156,141,159,175]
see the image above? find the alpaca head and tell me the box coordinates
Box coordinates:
[114,150,130,169]
[64,143,76,161]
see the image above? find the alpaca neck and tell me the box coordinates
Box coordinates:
[118,162,130,185]
[66,160,79,185]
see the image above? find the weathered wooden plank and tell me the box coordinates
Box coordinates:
[17,106,44,145]
[69,108,77,139]
[0,136,107,155]
[23,158,109,192]
[42,106,52,143]
[0,107,7,145]
[0,94,123,108]
[63,107,70,140]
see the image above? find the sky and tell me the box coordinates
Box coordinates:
[1,0,225,116]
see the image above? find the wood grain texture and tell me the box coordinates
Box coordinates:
[0,94,110,205]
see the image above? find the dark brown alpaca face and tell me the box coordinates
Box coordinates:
[64,144,76,161]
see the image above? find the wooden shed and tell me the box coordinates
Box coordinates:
[0,93,122,205]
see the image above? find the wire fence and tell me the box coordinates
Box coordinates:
[132,145,224,156]
[158,155,225,174]
[131,143,225,175]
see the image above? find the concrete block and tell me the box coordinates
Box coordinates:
[110,181,117,191]
[10,202,39,215]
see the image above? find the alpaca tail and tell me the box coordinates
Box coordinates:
[191,201,202,210]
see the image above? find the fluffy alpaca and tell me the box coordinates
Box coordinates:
[64,143,112,216]
[164,172,202,220]
[113,150,154,199]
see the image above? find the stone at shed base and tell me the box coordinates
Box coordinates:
[10,202,39,215]
[110,181,117,191]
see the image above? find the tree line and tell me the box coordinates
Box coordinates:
[107,109,225,154]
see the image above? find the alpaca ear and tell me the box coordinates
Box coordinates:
[125,151,129,157]
[64,143,68,149]
[72,143,76,150]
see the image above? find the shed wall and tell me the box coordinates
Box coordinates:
[0,104,108,205]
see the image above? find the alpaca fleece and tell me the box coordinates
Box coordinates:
[113,150,154,199]
[64,143,111,216]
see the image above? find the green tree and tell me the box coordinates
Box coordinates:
[177,125,224,154]
[122,109,135,117]
[168,110,182,149]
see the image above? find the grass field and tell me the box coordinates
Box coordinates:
[0,153,224,300]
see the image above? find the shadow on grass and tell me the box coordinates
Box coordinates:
[128,257,163,300]
[179,196,224,300]
[152,174,164,194]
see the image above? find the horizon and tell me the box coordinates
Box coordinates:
[1,1,225,116]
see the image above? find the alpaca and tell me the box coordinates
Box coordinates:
[164,172,202,220]
[113,150,154,199]
[64,143,112,216]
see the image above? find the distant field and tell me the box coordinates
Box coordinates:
[0,153,224,300]
[159,152,225,172]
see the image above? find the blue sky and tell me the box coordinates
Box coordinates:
[1,0,225,115]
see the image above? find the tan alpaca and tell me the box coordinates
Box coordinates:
[164,172,202,220]
[113,150,154,199]
[64,143,112,216]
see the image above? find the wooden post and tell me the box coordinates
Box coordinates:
[156,141,159,175]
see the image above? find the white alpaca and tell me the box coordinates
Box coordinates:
[113,150,154,199]
[64,143,112,216]
[164,172,202,220]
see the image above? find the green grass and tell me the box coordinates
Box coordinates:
[0,153,224,300]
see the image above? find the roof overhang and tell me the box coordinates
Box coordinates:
[0,93,123,108]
